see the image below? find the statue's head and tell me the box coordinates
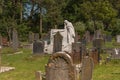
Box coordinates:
[64,20,69,25]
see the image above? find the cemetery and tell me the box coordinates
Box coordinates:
[0,0,120,80]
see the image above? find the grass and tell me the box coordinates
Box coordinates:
[0,47,120,80]
[0,48,50,80]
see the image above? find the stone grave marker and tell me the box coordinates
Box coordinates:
[111,48,120,59]
[33,41,44,54]
[53,32,63,53]
[12,29,19,50]
[34,33,39,41]
[29,32,34,43]
[0,34,2,45]
[116,35,120,43]
[94,29,103,39]
[81,56,94,80]
[93,39,103,49]
[85,31,90,43]
[46,53,75,80]
[72,42,82,64]
[105,35,112,42]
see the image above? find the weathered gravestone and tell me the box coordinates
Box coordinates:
[33,41,44,54]
[0,34,2,45]
[116,35,120,43]
[93,39,103,62]
[85,31,90,43]
[46,53,75,80]
[34,33,40,41]
[94,30,103,39]
[71,42,82,64]
[111,48,120,59]
[105,35,112,42]
[29,32,34,43]
[53,32,63,53]
[12,29,19,50]
[81,56,94,80]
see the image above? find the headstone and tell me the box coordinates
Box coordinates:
[34,33,39,41]
[29,32,34,43]
[46,53,75,80]
[116,35,120,43]
[53,32,63,53]
[81,56,94,80]
[89,48,99,65]
[105,35,112,42]
[93,39,103,49]
[0,34,2,45]
[72,42,82,64]
[33,41,44,54]
[94,30,103,39]
[35,71,42,80]
[12,29,19,50]
[85,31,90,43]
[2,37,8,46]
[111,48,120,59]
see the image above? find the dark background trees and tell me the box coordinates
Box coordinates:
[0,0,120,41]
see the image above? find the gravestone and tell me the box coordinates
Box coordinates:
[12,29,19,50]
[81,56,94,80]
[29,32,34,43]
[94,30,103,39]
[0,34,2,45]
[111,48,120,59]
[72,42,82,64]
[46,53,75,80]
[85,31,90,43]
[53,32,63,53]
[105,35,112,42]
[33,41,44,54]
[93,39,103,49]
[116,35,120,43]
[34,33,39,41]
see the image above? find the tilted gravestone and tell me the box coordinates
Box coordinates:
[46,53,75,80]
[81,56,94,80]
[12,29,19,50]
[53,32,63,53]
[33,41,44,54]
[29,32,34,43]
[94,30,103,39]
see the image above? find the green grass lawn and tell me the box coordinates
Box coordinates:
[0,48,120,80]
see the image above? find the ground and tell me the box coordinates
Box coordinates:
[0,41,120,80]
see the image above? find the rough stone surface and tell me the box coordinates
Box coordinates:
[81,56,94,80]
[46,52,75,80]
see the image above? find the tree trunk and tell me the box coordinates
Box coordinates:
[20,0,23,23]
[40,8,42,38]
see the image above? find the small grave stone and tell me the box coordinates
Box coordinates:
[29,32,34,43]
[111,48,120,59]
[85,31,90,43]
[12,29,19,50]
[53,32,63,53]
[94,30,103,39]
[34,33,40,41]
[72,42,82,64]
[116,35,120,43]
[2,37,8,46]
[0,34,2,45]
[105,35,112,42]
[93,39,103,49]
[33,41,44,54]
[81,56,94,80]
[46,53,75,80]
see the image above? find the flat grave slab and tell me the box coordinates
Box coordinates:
[0,66,15,73]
